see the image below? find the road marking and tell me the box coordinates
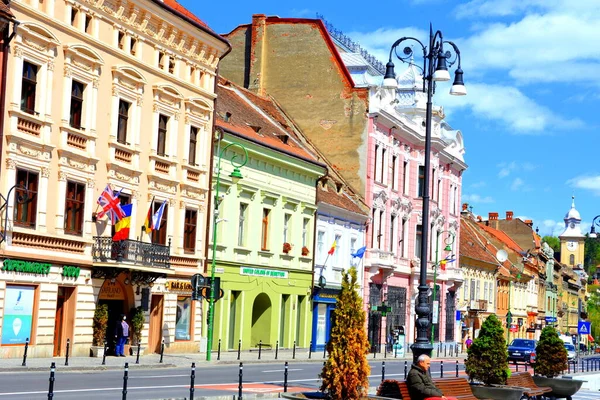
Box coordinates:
[130,374,189,379]
[262,369,303,373]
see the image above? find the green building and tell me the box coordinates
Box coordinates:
[206,80,326,350]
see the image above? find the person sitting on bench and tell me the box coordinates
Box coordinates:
[407,354,457,400]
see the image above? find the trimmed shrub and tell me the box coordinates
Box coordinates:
[376,379,402,399]
[465,314,509,385]
[535,326,568,378]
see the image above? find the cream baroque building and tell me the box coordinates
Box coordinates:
[0,0,229,358]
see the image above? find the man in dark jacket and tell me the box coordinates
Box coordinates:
[407,355,457,400]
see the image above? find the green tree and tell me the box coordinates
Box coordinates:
[465,314,509,385]
[320,266,370,399]
[535,326,567,378]
[542,236,560,254]
[587,290,600,341]
[584,235,600,277]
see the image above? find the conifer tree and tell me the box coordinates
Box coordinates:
[320,266,370,399]
[535,326,567,378]
[465,314,509,385]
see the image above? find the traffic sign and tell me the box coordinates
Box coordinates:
[578,321,591,335]
[545,316,557,323]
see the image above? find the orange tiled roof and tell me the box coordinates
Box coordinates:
[478,223,524,255]
[460,219,498,265]
[317,184,366,216]
[162,0,208,28]
[0,1,14,19]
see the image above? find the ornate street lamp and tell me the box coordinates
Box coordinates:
[383,25,466,362]
[588,215,600,238]
[206,141,248,361]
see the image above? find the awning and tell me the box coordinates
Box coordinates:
[588,334,595,342]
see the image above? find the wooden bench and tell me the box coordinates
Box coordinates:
[506,371,552,398]
[394,378,486,400]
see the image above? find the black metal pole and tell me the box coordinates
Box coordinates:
[258,340,262,360]
[102,340,108,365]
[122,362,129,400]
[395,342,398,358]
[136,341,141,364]
[22,338,29,366]
[292,340,296,359]
[456,360,459,377]
[238,362,243,400]
[309,342,312,359]
[237,339,241,360]
[47,362,56,400]
[324,343,327,359]
[159,339,164,363]
[217,339,221,361]
[275,340,279,360]
[189,362,195,400]
[440,360,444,378]
[384,342,387,359]
[65,338,70,366]
[381,361,386,382]
[444,344,447,357]
[404,360,408,379]
[284,361,289,392]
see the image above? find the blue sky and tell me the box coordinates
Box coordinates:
[182,0,600,237]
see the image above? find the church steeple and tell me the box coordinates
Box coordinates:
[560,196,583,238]
[559,196,585,267]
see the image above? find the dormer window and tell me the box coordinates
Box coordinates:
[277,134,289,144]
[224,112,231,122]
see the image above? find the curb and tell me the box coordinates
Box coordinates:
[0,363,177,373]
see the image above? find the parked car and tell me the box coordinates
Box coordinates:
[564,343,576,361]
[508,339,537,364]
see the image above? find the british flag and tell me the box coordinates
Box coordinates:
[96,184,125,224]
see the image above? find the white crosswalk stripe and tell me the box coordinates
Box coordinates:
[572,389,600,400]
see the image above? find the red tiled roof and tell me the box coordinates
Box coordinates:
[317,184,367,216]
[216,80,319,163]
[0,1,14,19]
[478,223,524,255]
[460,219,498,265]
[162,0,208,28]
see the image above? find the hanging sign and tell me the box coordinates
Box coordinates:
[432,300,439,324]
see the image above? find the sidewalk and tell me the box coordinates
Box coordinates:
[0,347,469,373]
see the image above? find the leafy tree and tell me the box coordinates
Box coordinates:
[535,326,568,378]
[465,314,509,385]
[320,266,370,399]
[587,290,600,341]
[542,236,560,254]
[584,235,600,277]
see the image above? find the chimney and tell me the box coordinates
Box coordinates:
[488,212,499,229]
[524,219,533,228]
[506,211,513,221]
[462,203,469,212]
[249,14,268,96]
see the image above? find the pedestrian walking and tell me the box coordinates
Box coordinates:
[465,336,472,349]
[115,314,129,357]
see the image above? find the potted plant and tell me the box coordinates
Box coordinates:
[91,304,108,357]
[129,306,145,355]
[283,242,292,254]
[301,246,310,256]
[532,326,584,399]
[465,314,524,400]
[282,267,392,400]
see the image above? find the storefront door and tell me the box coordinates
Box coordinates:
[149,295,164,353]
[53,286,75,357]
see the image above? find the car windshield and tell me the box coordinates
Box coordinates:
[510,339,535,348]
[565,344,575,351]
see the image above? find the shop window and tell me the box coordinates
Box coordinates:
[1,285,36,345]
[157,114,168,156]
[69,80,85,130]
[21,62,38,115]
[175,296,192,341]
[14,168,38,227]
[183,209,197,253]
[117,99,130,144]
[188,126,198,165]
[64,181,85,235]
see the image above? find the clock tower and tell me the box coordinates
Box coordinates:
[559,196,585,267]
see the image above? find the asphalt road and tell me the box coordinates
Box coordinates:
[0,360,464,399]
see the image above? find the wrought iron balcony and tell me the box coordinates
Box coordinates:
[92,237,171,269]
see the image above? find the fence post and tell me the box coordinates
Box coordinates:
[440,361,444,378]
[135,341,141,365]
[404,360,408,379]
[238,362,243,400]
[373,344,376,359]
[456,360,459,377]
[122,362,129,400]
[384,342,387,359]
[102,340,108,366]
[444,344,447,357]
[159,339,164,363]
[22,338,29,366]
[515,361,519,372]
[258,340,262,360]
[284,361,289,393]
[381,361,386,382]
[309,341,312,359]
[395,343,398,358]
[525,363,528,372]
[47,362,56,400]
[324,343,327,359]
[275,341,279,360]
[64,338,70,366]
[292,341,296,359]
[237,339,242,360]
[189,362,195,400]
[217,339,221,361]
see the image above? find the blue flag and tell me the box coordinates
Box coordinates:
[351,246,367,259]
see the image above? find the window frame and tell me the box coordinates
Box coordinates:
[64,180,86,236]
[21,61,38,115]
[69,80,85,130]
[261,208,270,251]
[418,165,425,198]
[151,200,169,245]
[14,168,39,228]
[157,114,168,157]
[188,126,198,166]
[117,99,130,145]
[237,203,248,247]
[183,208,197,253]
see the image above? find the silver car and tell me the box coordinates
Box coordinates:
[564,343,576,361]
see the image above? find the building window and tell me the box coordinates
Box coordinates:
[374,144,379,183]
[69,80,85,130]
[130,38,137,56]
[117,100,130,144]
[317,230,325,261]
[484,282,488,301]
[463,279,469,300]
[400,218,406,257]
[476,280,480,300]
[377,210,384,249]
[391,155,397,190]
[189,126,198,165]
[21,62,38,115]
[389,214,396,253]
[168,59,175,74]
[151,201,168,245]
[415,224,423,258]
[70,8,78,26]
[118,31,125,50]
[175,296,192,341]
[350,237,357,257]
[238,203,248,247]
[283,213,291,243]
[381,148,386,184]
[158,51,165,69]
[403,160,408,195]
[64,181,85,235]
[14,169,38,227]
[570,254,575,265]
[470,279,476,301]
[157,114,168,156]
[437,179,442,204]
[302,217,310,247]
[333,233,342,266]
[190,66,196,84]
[183,209,197,253]
[84,14,92,34]
[418,166,425,197]
[261,208,270,251]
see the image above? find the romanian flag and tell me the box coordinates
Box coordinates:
[328,240,337,255]
[113,204,132,241]
[143,197,154,234]
[440,260,447,270]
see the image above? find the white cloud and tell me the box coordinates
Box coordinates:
[568,175,600,196]
[511,177,524,191]
[469,181,487,188]
[455,0,600,19]
[462,193,494,203]
[541,219,564,237]
[346,27,427,63]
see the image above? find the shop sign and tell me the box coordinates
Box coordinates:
[240,267,288,279]
[99,281,125,300]
[510,324,518,332]
[526,328,535,333]
[166,281,193,292]
[62,266,81,278]
[2,259,51,275]
[535,324,542,330]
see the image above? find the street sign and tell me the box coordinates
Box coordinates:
[578,321,591,335]
[506,311,512,325]
[432,300,439,324]
[190,273,205,301]
[545,316,557,323]
[510,324,518,332]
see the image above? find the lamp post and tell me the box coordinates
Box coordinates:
[431,231,455,344]
[383,24,466,362]
[206,141,248,361]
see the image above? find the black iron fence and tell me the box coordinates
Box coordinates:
[92,237,170,269]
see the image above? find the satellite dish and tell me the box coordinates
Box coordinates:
[496,249,508,262]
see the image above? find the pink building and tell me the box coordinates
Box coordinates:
[363,63,466,352]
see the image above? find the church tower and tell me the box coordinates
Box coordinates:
[559,196,585,267]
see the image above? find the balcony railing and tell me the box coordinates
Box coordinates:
[92,237,171,269]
